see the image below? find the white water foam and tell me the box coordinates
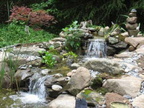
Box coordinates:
[86,39,107,58]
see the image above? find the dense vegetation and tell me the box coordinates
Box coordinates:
[1,0,144,48]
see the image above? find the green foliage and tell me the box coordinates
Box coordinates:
[63,51,78,59]
[0,64,5,88]
[91,77,103,89]
[0,22,56,48]
[62,21,79,32]
[4,56,18,86]
[64,21,83,52]
[42,51,57,68]
[65,33,82,51]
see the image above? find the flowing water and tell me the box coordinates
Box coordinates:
[86,39,107,58]
[7,73,52,108]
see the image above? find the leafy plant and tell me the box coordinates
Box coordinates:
[65,31,82,52]
[63,51,78,59]
[42,51,57,68]
[62,21,79,33]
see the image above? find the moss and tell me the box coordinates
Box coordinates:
[51,65,71,76]
[83,89,93,95]
[91,77,103,89]
[96,87,108,95]
[0,89,16,108]
[95,97,102,103]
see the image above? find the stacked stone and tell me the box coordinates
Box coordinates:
[126,9,139,37]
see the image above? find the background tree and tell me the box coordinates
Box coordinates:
[1,0,144,31]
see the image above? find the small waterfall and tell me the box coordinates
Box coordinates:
[28,73,50,99]
[10,73,51,106]
[86,39,107,58]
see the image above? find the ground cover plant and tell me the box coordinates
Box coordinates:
[0,22,56,48]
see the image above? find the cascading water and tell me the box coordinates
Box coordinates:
[28,73,50,99]
[9,73,52,107]
[86,39,107,58]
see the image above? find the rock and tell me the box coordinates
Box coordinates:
[103,76,143,97]
[54,77,70,87]
[0,51,9,62]
[110,31,119,36]
[52,84,63,91]
[84,58,124,75]
[68,67,91,95]
[114,51,134,58]
[48,88,60,98]
[77,89,105,106]
[48,94,76,108]
[135,47,144,54]
[98,28,105,36]
[125,37,144,48]
[126,24,137,31]
[128,30,139,37]
[53,42,61,49]
[105,93,130,108]
[51,37,66,42]
[129,12,136,17]
[137,33,143,37]
[67,70,77,77]
[132,94,144,108]
[137,40,144,48]
[112,41,128,49]
[126,17,137,24]
[59,32,67,37]
[45,76,55,87]
[14,69,33,81]
[27,58,42,66]
[108,37,119,44]
[12,45,45,56]
[107,46,116,56]
[121,32,129,37]
[53,73,63,78]
[41,69,51,75]
[129,45,135,51]
[71,63,80,69]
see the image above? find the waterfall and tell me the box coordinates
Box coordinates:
[86,39,107,58]
[28,73,50,99]
[10,73,51,106]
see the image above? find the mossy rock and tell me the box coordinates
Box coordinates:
[77,89,105,105]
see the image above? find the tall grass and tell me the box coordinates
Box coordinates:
[0,49,19,89]
[0,64,5,88]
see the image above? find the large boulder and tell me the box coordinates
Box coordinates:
[68,67,91,95]
[103,76,143,97]
[77,89,105,106]
[105,93,130,108]
[125,37,144,48]
[48,94,76,108]
[84,58,124,75]
[132,94,144,108]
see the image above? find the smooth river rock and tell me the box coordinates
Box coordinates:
[103,75,143,97]
[132,94,144,108]
[84,58,124,75]
[68,67,91,95]
[48,94,76,108]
